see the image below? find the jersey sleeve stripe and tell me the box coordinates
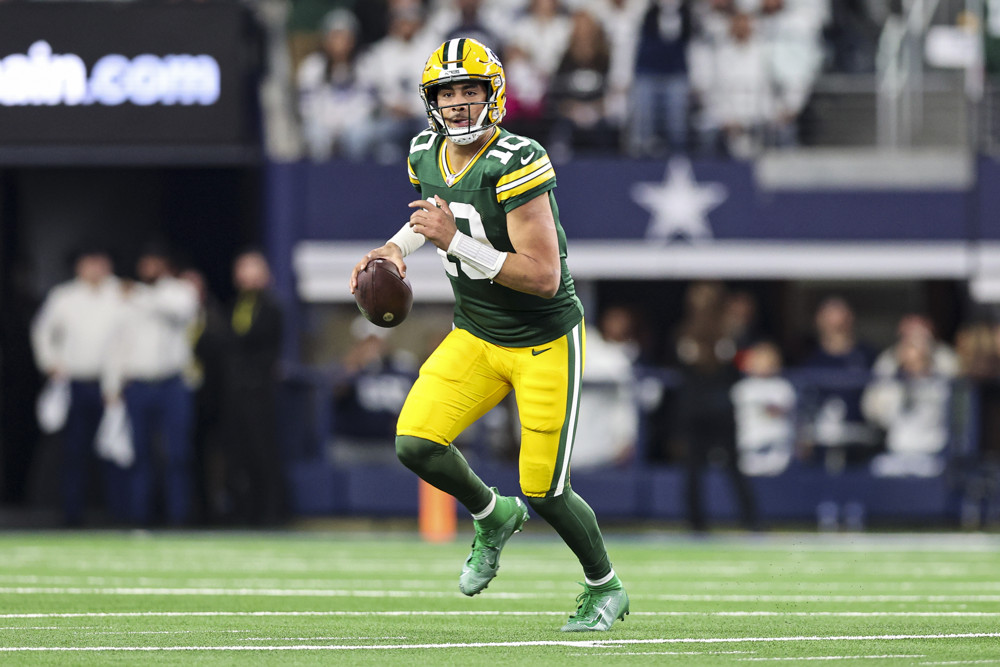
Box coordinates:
[496,155,552,188]
[407,158,419,185]
[495,163,555,203]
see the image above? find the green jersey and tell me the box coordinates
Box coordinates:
[406,126,583,347]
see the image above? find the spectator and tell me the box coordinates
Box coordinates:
[296,8,378,161]
[872,313,960,379]
[285,0,358,75]
[953,320,1000,462]
[759,0,825,148]
[669,281,758,532]
[722,289,763,371]
[103,244,199,526]
[505,0,573,80]
[689,10,774,158]
[502,44,551,138]
[954,320,1000,380]
[626,0,694,157]
[588,0,646,134]
[823,0,882,73]
[797,296,879,470]
[731,340,797,477]
[220,250,287,526]
[425,0,506,55]
[358,2,439,163]
[572,305,640,470]
[596,303,644,363]
[547,9,618,158]
[179,268,231,525]
[330,316,417,464]
[863,334,953,477]
[30,246,126,526]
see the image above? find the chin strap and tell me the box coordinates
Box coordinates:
[448,128,486,145]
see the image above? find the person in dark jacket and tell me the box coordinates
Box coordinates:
[626,0,693,156]
[220,250,287,525]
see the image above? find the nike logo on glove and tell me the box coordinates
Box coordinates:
[531,347,552,356]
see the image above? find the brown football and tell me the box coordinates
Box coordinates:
[354,258,413,328]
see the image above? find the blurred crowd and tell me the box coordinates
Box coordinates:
[578,281,1000,528]
[306,277,1000,530]
[14,244,287,528]
[603,284,970,470]
[289,0,881,162]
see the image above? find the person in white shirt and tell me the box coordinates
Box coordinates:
[103,246,199,526]
[731,340,797,476]
[296,8,377,161]
[689,10,775,157]
[505,0,574,80]
[357,3,440,163]
[571,306,640,470]
[863,333,953,478]
[31,246,126,526]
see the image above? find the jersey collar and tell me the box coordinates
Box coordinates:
[438,127,500,187]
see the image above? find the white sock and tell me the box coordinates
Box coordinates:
[585,570,616,587]
[471,490,497,520]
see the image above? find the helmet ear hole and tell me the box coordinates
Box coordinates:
[425,85,442,107]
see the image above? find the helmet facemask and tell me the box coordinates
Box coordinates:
[423,81,497,145]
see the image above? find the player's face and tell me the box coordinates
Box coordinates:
[435,82,488,131]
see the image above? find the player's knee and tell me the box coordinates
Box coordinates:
[394,435,442,471]
[525,493,565,518]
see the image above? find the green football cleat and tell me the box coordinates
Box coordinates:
[560,578,630,632]
[458,492,529,596]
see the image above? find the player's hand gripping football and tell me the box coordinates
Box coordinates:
[408,195,457,251]
[349,243,405,294]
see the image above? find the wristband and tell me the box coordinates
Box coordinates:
[388,221,426,257]
[447,231,508,279]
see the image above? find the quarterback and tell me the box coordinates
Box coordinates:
[349,38,628,631]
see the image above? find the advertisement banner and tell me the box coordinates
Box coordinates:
[0,2,261,150]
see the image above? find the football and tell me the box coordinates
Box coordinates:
[354,258,413,328]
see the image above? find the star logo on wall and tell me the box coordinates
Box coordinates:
[631,157,728,243]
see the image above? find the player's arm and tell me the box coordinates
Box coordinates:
[492,193,561,298]
[408,193,561,298]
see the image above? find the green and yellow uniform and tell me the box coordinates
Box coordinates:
[396,126,585,498]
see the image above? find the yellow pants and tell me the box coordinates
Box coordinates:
[396,323,585,498]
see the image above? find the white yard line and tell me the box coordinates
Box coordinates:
[0,632,997,652]
[1,575,999,592]
[2,610,1000,620]
[738,656,926,662]
[3,586,1000,603]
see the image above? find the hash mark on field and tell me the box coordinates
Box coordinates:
[0,632,997,652]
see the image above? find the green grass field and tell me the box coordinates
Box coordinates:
[0,525,998,665]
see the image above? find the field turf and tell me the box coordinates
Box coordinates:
[0,526,998,665]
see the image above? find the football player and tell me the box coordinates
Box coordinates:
[349,37,628,632]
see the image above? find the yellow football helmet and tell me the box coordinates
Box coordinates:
[419,38,506,145]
